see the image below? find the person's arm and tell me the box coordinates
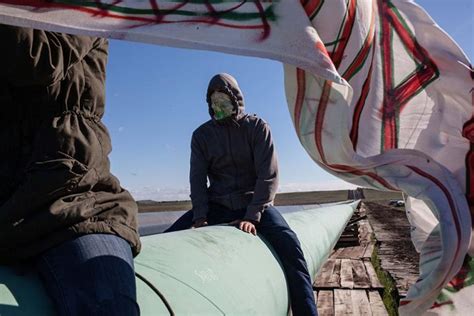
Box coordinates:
[0,24,98,86]
[244,120,279,222]
[189,132,210,222]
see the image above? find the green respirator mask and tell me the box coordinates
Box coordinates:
[210,92,236,120]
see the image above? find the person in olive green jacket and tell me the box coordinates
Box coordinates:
[0,25,140,315]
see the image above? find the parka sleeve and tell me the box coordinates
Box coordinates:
[244,120,279,222]
[190,132,210,222]
[0,24,97,86]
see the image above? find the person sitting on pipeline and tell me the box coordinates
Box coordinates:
[165,73,318,316]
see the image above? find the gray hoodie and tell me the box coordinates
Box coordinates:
[190,73,279,222]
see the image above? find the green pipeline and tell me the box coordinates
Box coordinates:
[0,202,357,315]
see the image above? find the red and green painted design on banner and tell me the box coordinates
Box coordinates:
[464,117,474,225]
[296,0,376,160]
[300,0,324,20]
[313,0,356,162]
[398,165,464,309]
[0,0,276,40]
[378,0,439,151]
[294,0,398,191]
[347,1,376,150]
[348,1,440,152]
[431,255,474,310]
[463,73,474,225]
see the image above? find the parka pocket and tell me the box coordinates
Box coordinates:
[0,152,99,227]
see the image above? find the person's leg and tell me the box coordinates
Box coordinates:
[258,206,318,316]
[164,210,194,232]
[36,234,139,316]
[207,204,245,225]
[164,206,243,233]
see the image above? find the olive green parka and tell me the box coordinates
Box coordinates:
[0,25,141,263]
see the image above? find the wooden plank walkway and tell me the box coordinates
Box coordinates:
[364,201,419,297]
[313,205,388,315]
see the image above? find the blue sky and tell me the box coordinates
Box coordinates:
[103,1,473,201]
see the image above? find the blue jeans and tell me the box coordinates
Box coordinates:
[166,205,318,316]
[36,234,139,316]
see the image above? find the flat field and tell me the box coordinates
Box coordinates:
[137,189,404,213]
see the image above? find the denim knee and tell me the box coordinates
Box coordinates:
[93,293,140,316]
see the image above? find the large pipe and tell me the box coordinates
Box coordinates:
[0,202,357,315]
